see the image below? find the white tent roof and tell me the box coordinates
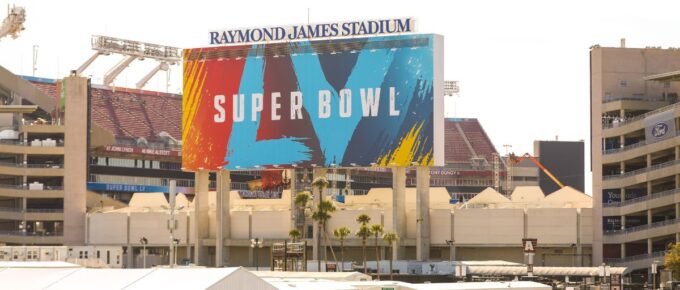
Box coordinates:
[128,192,169,209]
[0,267,278,290]
[0,261,81,268]
[466,188,511,206]
[467,266,628,276]
[510,186,545,204]
[542,186,592,208]
[409,281,550,290]
[254,270,371,281]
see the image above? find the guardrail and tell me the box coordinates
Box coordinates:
[0,230,62,237]
[603,102,680,129]
[603,159,680,180]
[0,207,63,213]
[604,218,680,235]
[0,161,63,169]
[602,96,666,104]
[603,188,680,208]
[0,184,63,190]
[0,139,64,147]
[604,251,666,264]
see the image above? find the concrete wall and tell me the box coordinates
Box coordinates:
[454,208,524,245]
[527,208,577,244]
[88,213,127,245]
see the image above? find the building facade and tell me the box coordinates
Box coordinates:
[591,43,680,282]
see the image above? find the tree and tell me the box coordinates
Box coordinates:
[665,242,680,279]
[289,229,301,242]
[355,224,372,275]
[382,231,400,280]
[312,198,336,271]
[371,224,384,280]
[294,191,311,238]
[311,177,329,271]
[333,226,351,271]
[356,214,371,226]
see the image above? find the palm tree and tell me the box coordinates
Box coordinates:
[289,229,301,242]
[311,177,329,271]
[370,224,384,280]
[294,191,311,237]
[356,224,372,274]
[356,214,371,226]
[333,226,351,271]
[382,231,400,280]
[312,198,336,271]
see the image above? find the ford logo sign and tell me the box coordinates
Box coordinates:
[652,122,669,138]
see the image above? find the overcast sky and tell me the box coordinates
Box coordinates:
[2,0,679,194]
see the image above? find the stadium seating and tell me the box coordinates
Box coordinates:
[444,118,498,166]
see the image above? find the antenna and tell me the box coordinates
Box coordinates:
[32,45,38,76]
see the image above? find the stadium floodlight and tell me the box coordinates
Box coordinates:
[444,80,459,96]
[0,5,26,41]
[77,35,181,88]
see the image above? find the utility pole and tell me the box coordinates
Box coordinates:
[503,144,513,195]
[168,180,178,268]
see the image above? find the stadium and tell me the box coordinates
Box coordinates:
[0,6,610,290]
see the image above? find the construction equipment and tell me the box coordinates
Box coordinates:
[0,5,25,40]
[509,152,565,189]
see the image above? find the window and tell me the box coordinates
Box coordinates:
[97,250,100,259]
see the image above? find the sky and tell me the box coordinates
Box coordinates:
[1,0,680,195]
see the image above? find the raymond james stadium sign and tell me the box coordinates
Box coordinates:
[209,18,415,45]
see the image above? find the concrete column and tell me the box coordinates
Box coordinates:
[621,215,626,230]
[63,76,89,246]
[676,232,680,243]
[215,170,231,267]
[312,168,327,262]
[621,243,626,258]
[647,154,652,167]
[676,146,680,160]
[648,238,653,254]
[576,209,583,266]
[621,188,626,202]
[450,212,456,262]
[648,209,653,225]
[620,161,625,174]
[647,181,653,196]
[392,166,406,260]
[415,166,430,261]
[676,203,680,220]
[193,170,210,266]
[676,174,680,188]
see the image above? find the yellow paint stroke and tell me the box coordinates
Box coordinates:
[182,49,207,141]
[376,121,434,167]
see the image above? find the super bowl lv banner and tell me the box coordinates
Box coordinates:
[182,34,444,171]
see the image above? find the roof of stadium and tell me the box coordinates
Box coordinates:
[25,76,182,142]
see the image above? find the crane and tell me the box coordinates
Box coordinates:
[508,152,565,189]
[0,5,25,40]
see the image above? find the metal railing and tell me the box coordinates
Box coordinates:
[603,159,680,180]
[604,218,680,235]
[0,207,63,213]
[604,251,666,264]
[0,161,63,169]
[0,139,64,147]
[603,188,680,208]
[602,102,680,129]
[603,130,680,155]
[602,96,666,104]
[0,230,62,237]
[0,184,63,190]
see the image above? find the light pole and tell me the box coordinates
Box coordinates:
[445,240,454,264]
[172,239,180,266]
[251,238,263,270]
[599,263,611,290]
[140,237,148,268]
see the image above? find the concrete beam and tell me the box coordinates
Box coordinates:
[392,166,406,260]
[193,170,210,266]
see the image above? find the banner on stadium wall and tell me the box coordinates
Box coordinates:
[644,110,676,143]
[182,34,444,171]
[87,182,194,194]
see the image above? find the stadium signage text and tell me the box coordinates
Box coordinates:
[103,145,181,157]
[209,18,415,45]
[213,87,401,123]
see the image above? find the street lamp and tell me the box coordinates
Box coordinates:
[251,238,263,270]
[172,239,180,267]
[599,263,611,290]
[445,240,455,264]
[140,237,148,268]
